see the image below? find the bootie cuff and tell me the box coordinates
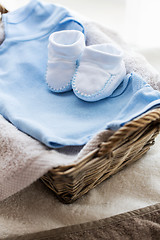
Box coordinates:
[48,30,85,60]
[81,43,123,68]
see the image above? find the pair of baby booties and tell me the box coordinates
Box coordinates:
[46,30,126,102]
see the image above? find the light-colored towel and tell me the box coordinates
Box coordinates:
[1,135,160,238]
[0,9,160,201]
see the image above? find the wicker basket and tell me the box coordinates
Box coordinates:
[41,108,160,203]
[1,4,160,204]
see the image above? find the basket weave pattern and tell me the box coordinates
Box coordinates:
[41,108,160,203]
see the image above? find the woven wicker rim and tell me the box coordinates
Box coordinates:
[48,108,160,175]
[41,107,160,203]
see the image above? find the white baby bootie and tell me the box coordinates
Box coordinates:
[46,30,85,92]
[72,43,126,102]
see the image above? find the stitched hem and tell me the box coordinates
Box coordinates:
[5,203,160,240]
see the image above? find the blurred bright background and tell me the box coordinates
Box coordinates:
[1,0,160,72]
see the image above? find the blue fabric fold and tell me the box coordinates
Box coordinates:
[0,0,160,148]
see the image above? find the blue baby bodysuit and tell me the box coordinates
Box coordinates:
[0,0,160,148]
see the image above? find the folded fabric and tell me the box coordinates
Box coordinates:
[9,204,159,240]
[1,0,160,148]
[0,0,85,148]
[1,135,160,237]
[72,43,126,102]
[46,30,85,92]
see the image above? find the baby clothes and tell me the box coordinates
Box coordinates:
[46,30,85,92]
[72,43,126,102]
[0,0,160,148]
[46,29,126,101]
